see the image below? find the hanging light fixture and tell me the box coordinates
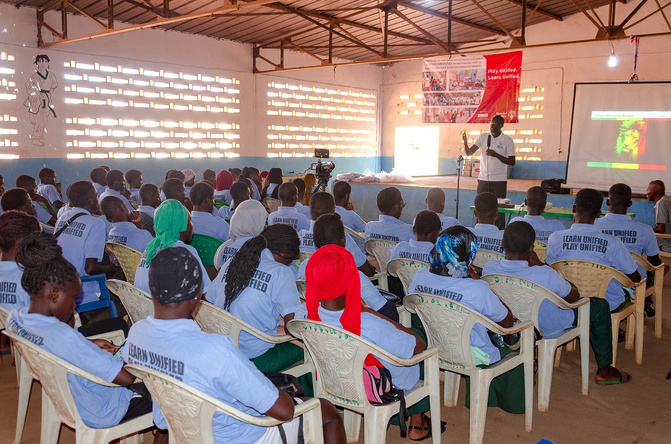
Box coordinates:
[608,49,617,67]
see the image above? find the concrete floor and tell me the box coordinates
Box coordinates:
[3,270,671,444]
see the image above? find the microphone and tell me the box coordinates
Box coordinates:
[487,134,491,148]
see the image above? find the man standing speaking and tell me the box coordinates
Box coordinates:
[462,115,515,228]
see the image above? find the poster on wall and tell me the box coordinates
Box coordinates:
[421,51,522,124]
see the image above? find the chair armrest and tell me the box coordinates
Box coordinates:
[370,271,387,282]
[631,253,664,273]
[554,296,590,310]
[87,329,126,345]
[259,334,295,344]
[344,226,365,242]
[371,346,439,368]
[495,319,534,336]
[292,397,322,418]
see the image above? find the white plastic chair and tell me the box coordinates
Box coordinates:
[126,364,324,444]
[286,319,441,444]
[262,197,282,213]
[39,221,55,234]
[387,258,430,294]
[630,251,665,339]
[3,330,153,444]
[213,238,235,270]
[193,301,312,378]
[299,251,313,261]
[533,240,547,263]
[296,279,306,301]
[106,279,154,325]
[482,274,590,412]
[105,242,143,284]
[550,260,646,365]
[471,249,505,270]
[403,293,534,444]
[365,239,397,291]
[344,225,365,242]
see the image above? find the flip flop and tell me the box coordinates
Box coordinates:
[595,371,632,385]
[408,414,447,442]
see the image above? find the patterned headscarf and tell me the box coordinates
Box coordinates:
[216,170,234,192]
[148,246,202,304]
[430,226,478,278]
[145,199,189,266]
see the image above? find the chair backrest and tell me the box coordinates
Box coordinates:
[189,234,224,266]
[262,197,281,214]
[286,319,390,410]
[296,280,306,301]
[106,279,154,324]
[344,225,364,242]
[534,240,547,263]
[213,238,235,270]
[192,301,288,345]
[630,251,655,273]
[403,293,496,373]
[0,306,9,329]
[126,364,286,444]
[549,260,636,299]
[471,249,505,269]
[387,258,429,293]
[299,251,313,261]
[39,221,55,234]
[364,239,397,274]
[105,242,143,284]
[4,330,115,430]
[482,274,560,327]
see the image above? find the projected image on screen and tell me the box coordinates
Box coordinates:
[566,83,671,194]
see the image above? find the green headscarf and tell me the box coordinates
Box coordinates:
[145,199,189,266]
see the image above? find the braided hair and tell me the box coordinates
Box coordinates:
[18,232,78,299]
[0,211,41,252]
[223,224,299,310]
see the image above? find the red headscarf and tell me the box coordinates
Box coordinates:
[216,170,234,192]
[305,244,381,366]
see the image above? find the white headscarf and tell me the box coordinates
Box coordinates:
[229,199,268,241]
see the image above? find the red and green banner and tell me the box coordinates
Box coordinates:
[422,51,522,124]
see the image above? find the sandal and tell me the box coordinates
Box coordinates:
[595,371,632,385]
[408,414,447,442]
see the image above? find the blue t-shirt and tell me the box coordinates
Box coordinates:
[546,223,638,310]
[595,213,659,276]
[191,211,231,242]
[210,249,302,359]
[122,317,279,443]
[413,212,461,233]
[298,221,366,267]
[0,261,30,310]
[469,223,504,254]
[365,215,414,243]
[108,221,154,253]
[7,307,132,428]
[37,183,61,204]
[216,236,252,267]
[408,269,509,364]
[482,259,574,338]
[99,188,134,212]
[267,206,311,232]
[388,239,433,264]
[509,215,565,243]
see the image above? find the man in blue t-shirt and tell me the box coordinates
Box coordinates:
[509,186,564,243]
[483,221,630,384]
[364,187,414,243]
[124,246,345,444]
[469,192,504,254]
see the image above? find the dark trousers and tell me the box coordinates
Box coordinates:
[477,180,507,229]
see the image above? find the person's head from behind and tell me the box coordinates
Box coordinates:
[148,246,202,318]
[67,181,100,214]
[89,167,107,186]
[190,182,215,213]
[473,192,498,225]
[293,178,306,202]
[414,210,441,244]
[0,174,4,195]
[426,188,445,213]
[1,188,36,216]
[125,169,143,189]
[377,187,404,219]
[139,183,161,208]
[105,170,126,192]
[314,213,346,248]
[0,211,41,257]
[267,168,283,185]
[162,178,186,204]
[229,167,242,180]
[278,182,298,206]
[101,196,130,223]
[223,224,299,309]
[230,181,250,208]
[607,183,632,214]
[524,186,547,215]
[332,181,351,206]
[145,199,193,267]
[202,168,216,185]
[182,168,196,187]
[430,225,478,278]
[18,232,80,324]
[573,188,603,223]
[646,180,665,202]
[99,165,111,172]
[16,175,38,198]
[502,221,535,261]
[167,169,186,183]
[38,167,56,185]
[310,192,335,221]
[216,170,234,192]
[229,199,267,241]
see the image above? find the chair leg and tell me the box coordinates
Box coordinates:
[301,403,325,444]
[580,335,589,396]
[41,394,61,444]
[625,315,635,350]
[536,342,554,412]
[611,316,619,367]
[443,371,460,407]
[469,372,492,444]
[635,310,644,365]
[554,346,562,368]
[343,410,361,443]
[565,339,576,352]
[523,331,534,433]
[398,309,411,328]
[363,408,385,444]
[655,274,663,339]
[14,366,34,444]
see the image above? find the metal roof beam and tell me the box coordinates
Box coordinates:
[390,5,452,52]
[499,0,563,21]
[469,0,521,43]
[396,0,507,36]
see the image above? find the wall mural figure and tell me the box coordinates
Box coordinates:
[24,54,58,146]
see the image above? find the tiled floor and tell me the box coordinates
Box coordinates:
[3,271,671,443]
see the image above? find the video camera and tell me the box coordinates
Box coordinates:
[310,149,335,192]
